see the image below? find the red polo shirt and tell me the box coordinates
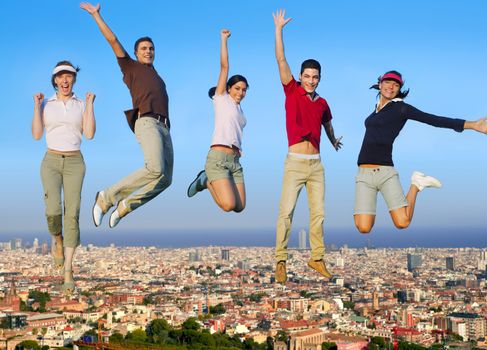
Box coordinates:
[283,77,332,151]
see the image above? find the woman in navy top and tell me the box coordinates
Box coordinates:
[354,70,487,234]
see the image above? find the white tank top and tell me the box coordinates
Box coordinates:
[210,93,246,150]
[43,94,85,152]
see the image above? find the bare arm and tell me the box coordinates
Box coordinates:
[464,117,487,134]
[83,92,96,139]
[324,121,343,151]
[32,93,44,140]
[215,29,231,96]
[80,2,127,58]
[273,9,292,85]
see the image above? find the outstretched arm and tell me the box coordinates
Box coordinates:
[32,93,45,140]
[80,2,126,58]
[215,29,231,96]
[464,117,487,134]
[324,121,343,151]
[83,92,96,139]
[273,9,292,85]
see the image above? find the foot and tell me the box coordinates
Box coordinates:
[275,261,287,284]
[62,269,75,296]
[308,259,332,279]
[51,237,64,270]
[92,191,111,227]
[109,200,129,228]
[411,171,442,192]
[187,170,207,197]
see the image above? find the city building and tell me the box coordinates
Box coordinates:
[298,229,307,250]
[407,253,422,272]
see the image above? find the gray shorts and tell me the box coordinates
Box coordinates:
[205,149,244,184]
[354,166,408,215]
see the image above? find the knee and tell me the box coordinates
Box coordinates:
[355,223,372,234]
[393,218,411,230]
[233,205,245,213]
[220,202,235,212]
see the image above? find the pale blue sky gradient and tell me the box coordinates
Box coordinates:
[1,1,486,237]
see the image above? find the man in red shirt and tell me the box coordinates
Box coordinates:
[273,10,343,284]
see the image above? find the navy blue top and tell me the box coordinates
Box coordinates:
[357,100,465,166]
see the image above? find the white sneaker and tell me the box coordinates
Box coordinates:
[411,171,442,191]
[187,170,207,197]
[92,191,109,227]
[109,200,128,228]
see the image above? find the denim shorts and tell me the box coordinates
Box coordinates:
[354,166,408,215]
[205,149,244,184]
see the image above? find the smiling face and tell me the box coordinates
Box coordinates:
[228,81,248,104]
[379,79,401,100]
[135,40,155,65]
[299,68,320,93]
[54,72,76,98]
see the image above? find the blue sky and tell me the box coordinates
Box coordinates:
[1,0,486,238]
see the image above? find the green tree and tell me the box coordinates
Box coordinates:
[210,303,226,315]
[371,336,386,348]
[343,301,355,309]
[125,328,147,342]
[322,341,337,350]
[182,317,200,331]
[276,330,288,343]
[16,340,41,350]
[109,331,124,342]
[146,318,171,343]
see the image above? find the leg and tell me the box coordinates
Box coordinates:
[306,160,325,261]
[40,153,64,268]
[62,154,86,248]
[207,178,238,212]
[353,168,379,234]
[275,157,307,262]
[389,185,419,229]
[105,118,173,213]
[63,246,76,295]
[234,182,246,212]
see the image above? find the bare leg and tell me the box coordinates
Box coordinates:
[51,234,64,268]
[233,183,246,213]
[207,178,240,212]
[63,247,75,284]
[390,185,419,229]
[354,214,376,234]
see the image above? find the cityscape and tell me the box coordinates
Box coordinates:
[1,231,487,350]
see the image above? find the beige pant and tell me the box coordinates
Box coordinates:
[104,117,173,213]
[40,152,85,247]
[275,155,325,261]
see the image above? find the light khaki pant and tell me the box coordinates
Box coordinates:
[104,117,173,213]
[275,156,325,261]
[40,152,85,248]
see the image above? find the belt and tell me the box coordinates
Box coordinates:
[138,113,170,129]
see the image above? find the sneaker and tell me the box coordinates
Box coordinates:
[411,171,442,192]
[92,191,110,227]
[109,200,129,228]
[308,259,332,279]
[187,170,207,197]
[275,261,287,284]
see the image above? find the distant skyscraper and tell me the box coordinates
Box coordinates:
[221,249,230,261]
[237,261,249,270]
[478,250,487,270]
[407,253,422,272]
[336,257,344,268]
[298,229,307,250]
[372,290,379,310]
[32,238,39,252]
[41,242,49,256]
[189,252,197,262]
[446,257,455,271]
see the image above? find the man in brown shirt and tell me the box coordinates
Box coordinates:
[82,2,173,228]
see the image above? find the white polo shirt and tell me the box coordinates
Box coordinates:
[43,93,85,152]
[210,93,246,150]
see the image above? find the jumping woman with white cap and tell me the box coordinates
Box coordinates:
[32,61,96,295]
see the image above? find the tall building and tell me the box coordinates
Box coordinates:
[478,250,487,270]
[221,249,230,261]
[407,253,422,272]
[32,238,39,251]
[298,229,307,250]
[41,242,49,256]
[336,257,345,268]
[372,290,380,310]
[446,257,455,271]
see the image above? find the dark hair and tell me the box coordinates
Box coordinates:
[370,70,410,99]
[51,60,79,90]
[134,36,155,53]
[300,59,321,76]
[208,75,249,99]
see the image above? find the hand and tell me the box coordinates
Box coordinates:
[33,93,44,107]
[221,29,231,40]
[333,136,343,151]
[273,9,292,30]
[473,117,487,134]
[85,92,96,104]
[80,2,100,15]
